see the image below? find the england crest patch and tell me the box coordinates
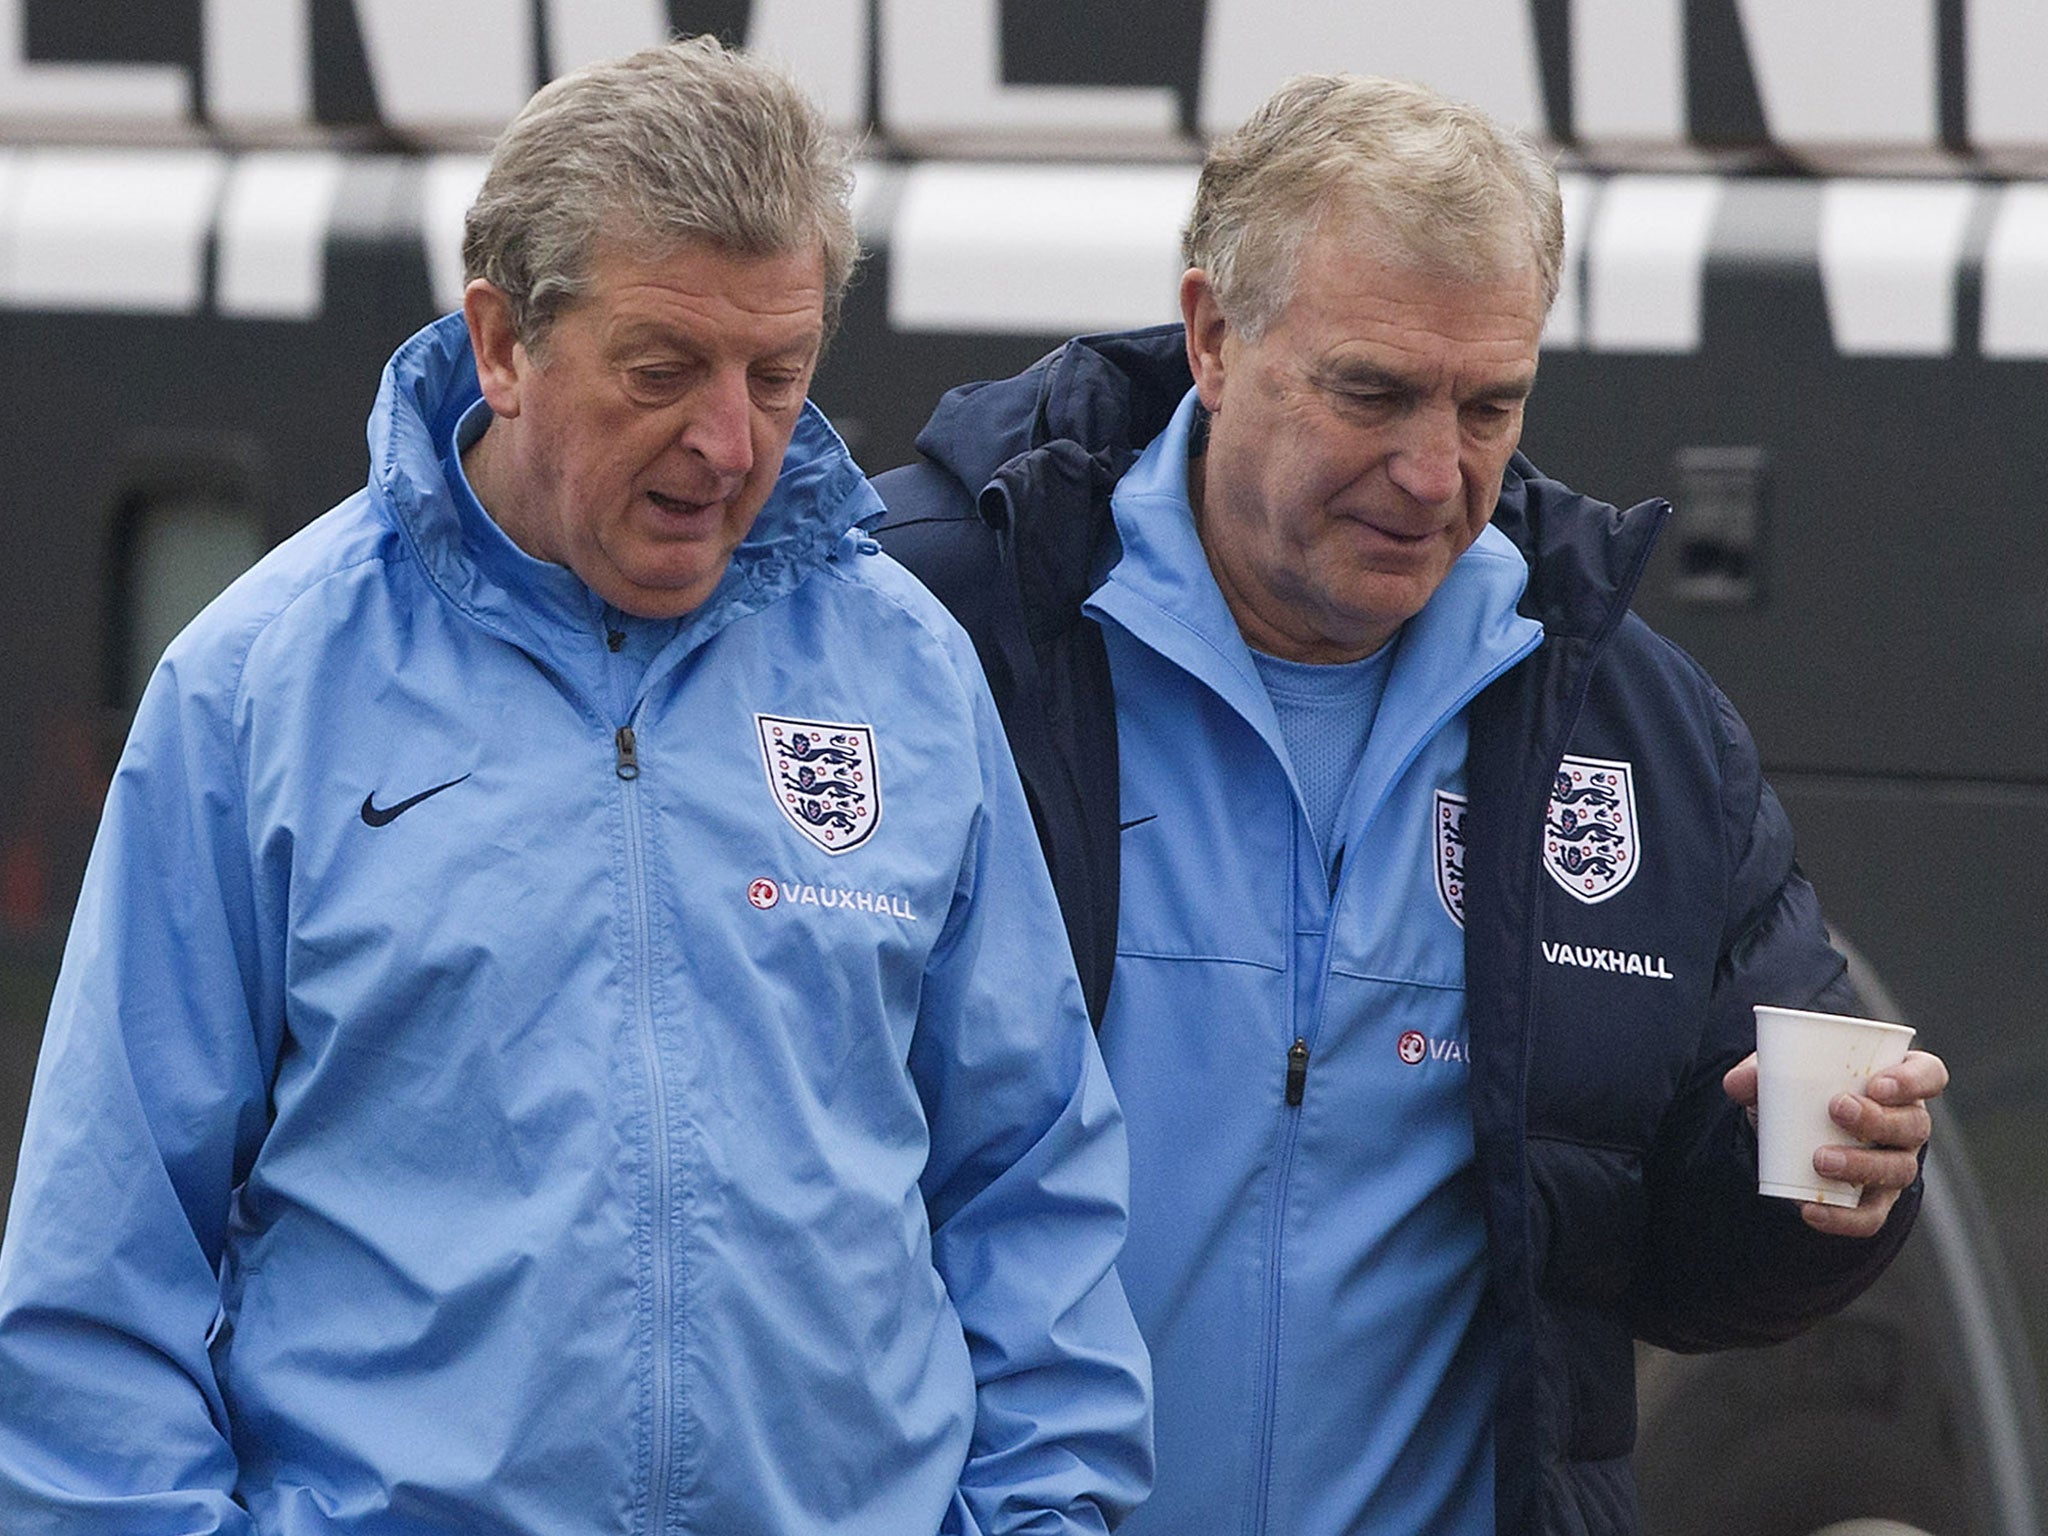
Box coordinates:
[1544,755,1640,904]
[756,714,880,855]
[1433,789,1469,928]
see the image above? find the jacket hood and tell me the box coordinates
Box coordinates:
[367,312,881,656]
[1491,455,1669,646]
[912,323,1193,500]
[911,325,1191,643]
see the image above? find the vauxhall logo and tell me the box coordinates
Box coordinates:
[747,876,916,921]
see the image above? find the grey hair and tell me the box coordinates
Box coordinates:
[1183,73,1563,338]
[462,35,859,349]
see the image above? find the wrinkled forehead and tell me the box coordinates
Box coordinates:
[585,222,827,290]
[1309,190,1549,314]
[532,228,828,353]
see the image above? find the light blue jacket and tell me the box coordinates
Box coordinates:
[0,314,1151,1535]
[1089,394,1541,1536]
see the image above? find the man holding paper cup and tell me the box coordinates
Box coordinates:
[1740,1005,1938,1219]
[874,71,1950,1536]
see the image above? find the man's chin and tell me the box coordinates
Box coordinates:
[599,567,728,621]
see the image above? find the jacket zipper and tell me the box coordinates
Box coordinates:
[1248,624,1546,1536]
[1252,1046,1313,1536]
[1249,811,1318,1536]
[616,715,674,1524]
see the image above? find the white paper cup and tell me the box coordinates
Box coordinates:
[1753,1005,1915,1207]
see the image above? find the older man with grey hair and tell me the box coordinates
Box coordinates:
[875,72,1947,1536]
[0,38,1151,1536]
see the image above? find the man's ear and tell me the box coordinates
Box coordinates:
[464,279,527,420]
[1180,268,1230,413]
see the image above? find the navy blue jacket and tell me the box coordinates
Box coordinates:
[872,324,1920,1536]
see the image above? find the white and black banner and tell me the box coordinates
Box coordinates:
[0,0,2041,158]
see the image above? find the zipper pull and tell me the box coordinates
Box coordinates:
[615,726,640,781]
[1286,1037,1309,1107]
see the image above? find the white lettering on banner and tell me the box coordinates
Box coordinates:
[881,0,1175,140]
[1542,173,1598,352]
[0,0,186,121]
[203,0,669,136]
[422,154,490,312]
[205,0,310,129]
[7,0,2048,156]
[1587,176,1723,354]
[543,0,666,79]
[1541,941,1675,980]
[1735,0,1936,147]
[890,163,1195,334]
[356,0,533,132]
[1818,181,1977,356]
[0,149,225,313]
[217,151,346,318]
[1982,184,2048,357]
[1971,0,2048,150]
[1199,0,1544,138]
[1571,0,1684,142]
[4,146,2029,357]
[749,0,868,131]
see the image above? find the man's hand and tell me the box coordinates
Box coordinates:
[1723,1049,1950,1237]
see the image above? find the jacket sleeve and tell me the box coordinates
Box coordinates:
[0,638,281,1533]
[908,657,1153,1535]
[1624,680,1920,1351]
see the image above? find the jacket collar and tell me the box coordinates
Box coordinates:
[1087,389,1544,819]
[368,312,879,670]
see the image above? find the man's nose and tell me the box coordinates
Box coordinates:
[1386,406,1462,505]
[682,370,756,480]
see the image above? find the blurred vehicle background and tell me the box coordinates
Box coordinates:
[0,5,2042,1532]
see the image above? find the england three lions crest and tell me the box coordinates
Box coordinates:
[756,715,880,855]
[1434,789,1469,928]
[1544,755,1640,903]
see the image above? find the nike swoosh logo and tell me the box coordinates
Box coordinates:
[1118,814,1157,832]
[360,774,471,828]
